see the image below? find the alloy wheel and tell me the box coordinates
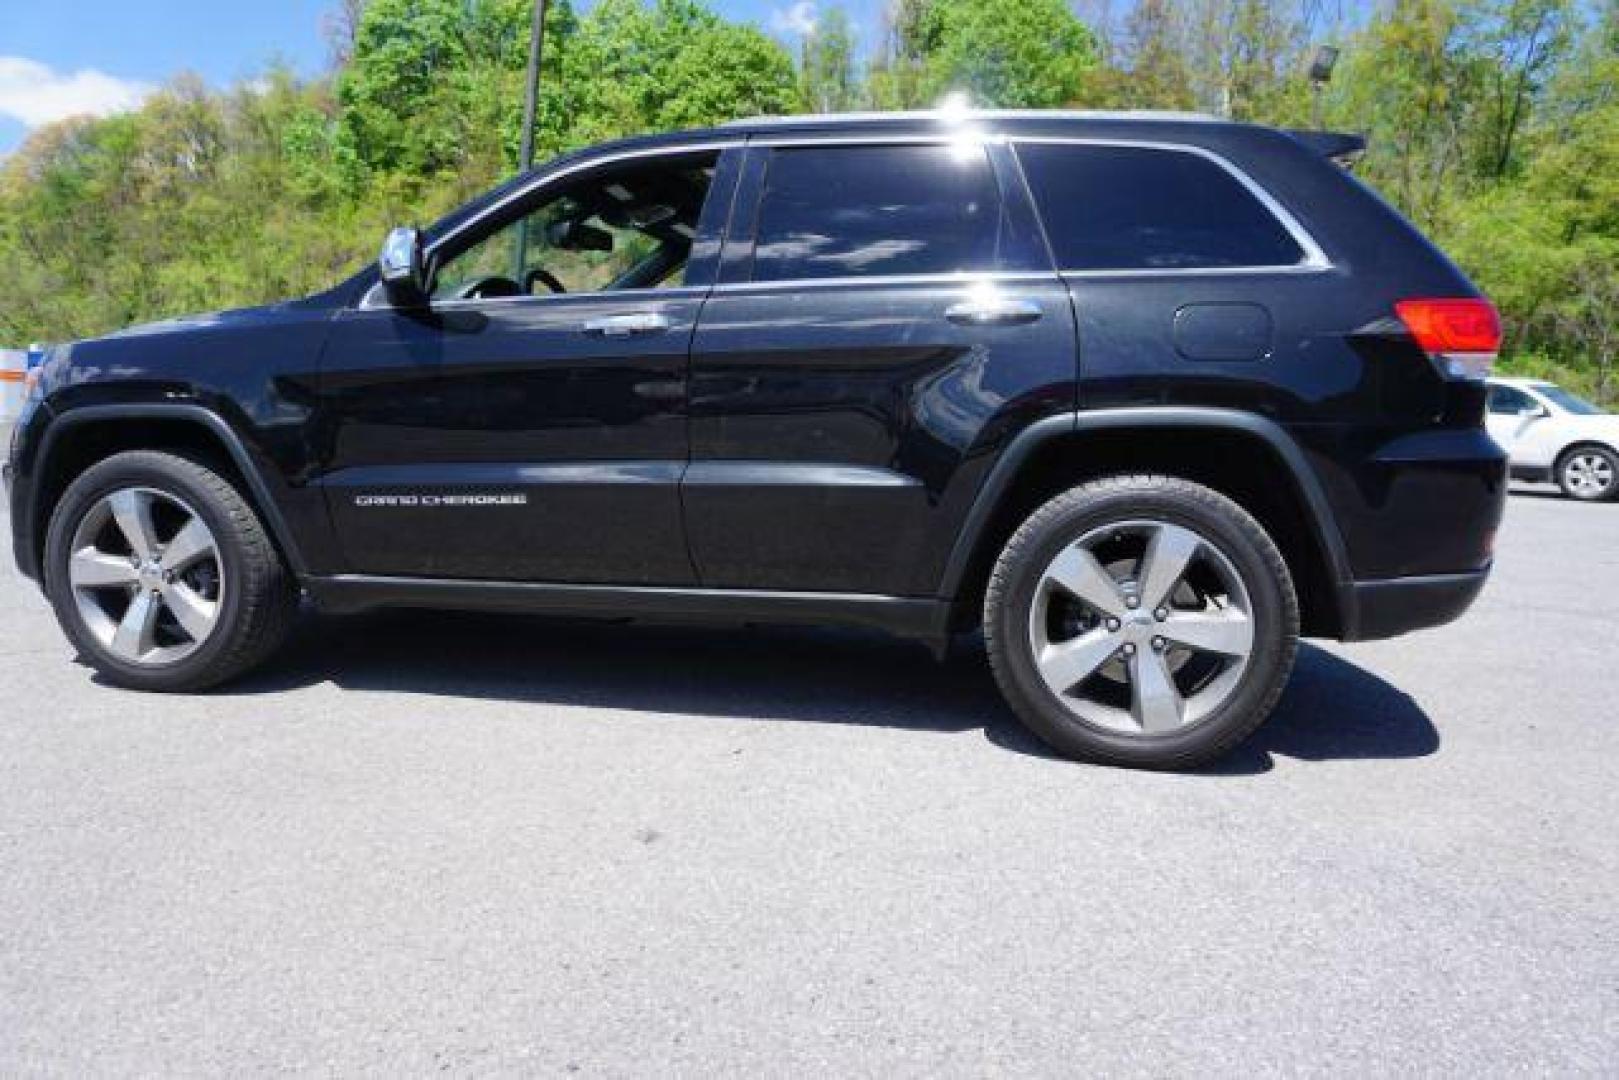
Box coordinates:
[1027,520,1255,735]
[66,487,224,665]
[1563,452,1615,499]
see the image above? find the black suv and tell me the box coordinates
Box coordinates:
[5,111,1506,769]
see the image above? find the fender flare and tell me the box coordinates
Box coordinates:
[1553,438,1619,473]
[31,403,309,576]
[937,406,1354,597]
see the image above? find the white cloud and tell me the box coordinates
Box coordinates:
[0,57,153,129]
[770,1,818,37]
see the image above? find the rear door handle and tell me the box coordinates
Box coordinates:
[582,313,672,337]
[945,297,1043,326]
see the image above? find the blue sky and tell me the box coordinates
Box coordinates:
[0,0,887,154]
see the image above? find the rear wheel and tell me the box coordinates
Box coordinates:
[1557,445,1619,502]
[44,450,297,691]
[984,475,1299,770]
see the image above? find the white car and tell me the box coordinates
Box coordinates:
[1486,377,1619,501]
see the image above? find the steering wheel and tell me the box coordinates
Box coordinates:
[524,268,567,295]
[452,276,523,301]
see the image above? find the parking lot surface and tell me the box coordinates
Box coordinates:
[1,488,1615,1074]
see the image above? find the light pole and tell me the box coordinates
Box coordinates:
[514,0,549,280]
[1308,45,1339,131]
[519,0,549,172]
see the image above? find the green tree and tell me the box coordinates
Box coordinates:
[1116,0,1198,110]
[922,0,1099,107]
[866,0,933,109]
[336,0,566,190]
[800,6,861,113]
[559,0,795,144]
[1180,0,1308,120]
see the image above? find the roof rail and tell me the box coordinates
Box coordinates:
[722,109,1221,128]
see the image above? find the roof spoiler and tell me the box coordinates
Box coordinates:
[1286,130,1367,169]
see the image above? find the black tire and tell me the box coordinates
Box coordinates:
[984,474,1299,770]
[1555,444,1619,502]
[44,450,297,691]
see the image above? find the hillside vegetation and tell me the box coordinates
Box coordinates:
[1,0,1614,400]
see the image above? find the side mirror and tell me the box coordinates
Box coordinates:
[378,226,428,308]
[1521,404,1549,419]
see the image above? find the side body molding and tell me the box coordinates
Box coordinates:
[937,406,1356,600]
[32,403,311,576]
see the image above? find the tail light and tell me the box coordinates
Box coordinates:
[1394,298,1501,380]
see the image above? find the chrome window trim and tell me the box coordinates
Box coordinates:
[359,130,1332,309]
[749,132,1006,149]
[707,271,1058,295]
[427,139,743,258]
[360,283,712,313]
[1057,264,1331,281]
[375,273,1064,308]
[726,109,1220,128]
[1010,135,1333,276]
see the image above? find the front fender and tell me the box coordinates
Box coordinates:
[13,403,313,583]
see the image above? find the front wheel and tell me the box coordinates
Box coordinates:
[44,450,297,691]
[984,475,1299,770]
[1557,445,1619,502]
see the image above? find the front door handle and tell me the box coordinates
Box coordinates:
[582,313,672,337]
[945,297,1043,326]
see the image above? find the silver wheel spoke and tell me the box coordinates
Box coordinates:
[1131,649,1184,733]
[161,582,218,642]
[69,549,139,588]
[108,490,158,561]
[160,517,216,572]
[1036,628,1119,694]
[1044,544,1126,617]
[1025,517,1255,739]
[1137,524,1201,611]
[111,590,161,660]
[69,486,224,666]
[1161,609,1253,658]
[1568,455,1613,495]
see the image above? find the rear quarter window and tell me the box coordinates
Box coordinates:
[1016,143,1307,271]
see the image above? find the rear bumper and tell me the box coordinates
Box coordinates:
[1337,566,1490,641]
[1292,423,1504,639]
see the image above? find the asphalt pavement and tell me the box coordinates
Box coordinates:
[1,486,1615,1075]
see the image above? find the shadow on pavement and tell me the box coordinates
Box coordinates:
[218,608,1438,773]
[1200,642,1439,775]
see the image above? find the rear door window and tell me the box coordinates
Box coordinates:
[1016,143,1308,271]
[750,145,1009,282]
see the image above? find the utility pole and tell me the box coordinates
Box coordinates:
[514,0,549,281]
[519,0,549,172]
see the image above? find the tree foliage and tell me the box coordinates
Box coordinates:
[800,7,860,113]
[0,0,1614,401]
[868,0,1098,108]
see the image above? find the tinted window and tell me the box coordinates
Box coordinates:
[752,145,1006,281]
[1017,143,1307,270]
[1488,384,1534,415]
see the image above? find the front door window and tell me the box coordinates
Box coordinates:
[432,156,716,302]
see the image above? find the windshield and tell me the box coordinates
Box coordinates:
[1535,385,1605,415]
